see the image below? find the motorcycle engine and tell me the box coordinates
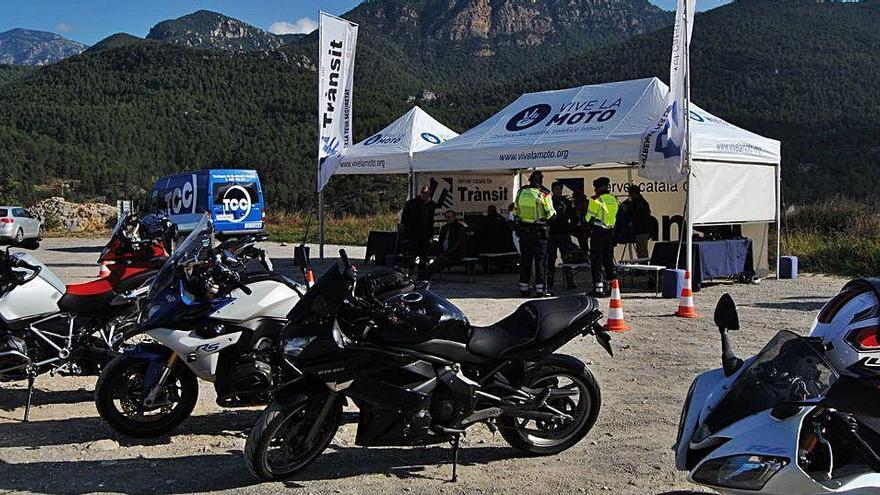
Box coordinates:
[0,334,30,382]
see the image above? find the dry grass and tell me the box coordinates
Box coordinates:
[780,197,880,276]
[267,211,399,245]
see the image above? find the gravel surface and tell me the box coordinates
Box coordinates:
[0,237,847,494]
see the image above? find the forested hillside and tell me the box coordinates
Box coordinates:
[0,0,876,214]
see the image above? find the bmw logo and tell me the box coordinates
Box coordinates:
[506,104,552,132]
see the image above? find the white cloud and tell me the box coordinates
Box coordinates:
[55,22,72,33]
[269,17,318,35]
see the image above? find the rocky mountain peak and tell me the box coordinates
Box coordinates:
[352,0,673,46]
[146,10,284,52]
[0,29,88,66]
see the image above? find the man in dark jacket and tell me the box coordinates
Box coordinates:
[400,186,436,270]
[623,185,653,259]
[546,181,577,292]
[419,210,469,280]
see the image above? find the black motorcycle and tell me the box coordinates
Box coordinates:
[243,249,613,481]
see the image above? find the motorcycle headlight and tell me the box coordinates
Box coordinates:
[692,454,788,490]
[283,337,316,358]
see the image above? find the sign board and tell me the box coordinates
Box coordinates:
[416,172,516,224]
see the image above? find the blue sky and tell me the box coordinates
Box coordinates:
[1,0,731,46]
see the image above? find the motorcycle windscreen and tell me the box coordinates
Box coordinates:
[146,214,213,306]
[702,330,837,437]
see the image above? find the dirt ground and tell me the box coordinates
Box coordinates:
[0,237,847,494]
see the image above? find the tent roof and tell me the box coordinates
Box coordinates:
[414,77,780,173]
[336,106,458,175]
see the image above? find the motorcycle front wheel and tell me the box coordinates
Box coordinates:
[245,394,343,481]
[95,354,199,438]
[498,357,601,455]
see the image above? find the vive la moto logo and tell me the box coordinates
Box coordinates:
[506,99,622,132]
[364,133,403,146]
[421,132,442,144]
[507,104,552,131]
[221,185,252,223]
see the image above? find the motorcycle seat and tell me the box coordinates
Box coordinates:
[467,294,600,359]
[58,289,117,314]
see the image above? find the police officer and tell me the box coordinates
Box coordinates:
[513,170,556,297]
[586,177,619,297]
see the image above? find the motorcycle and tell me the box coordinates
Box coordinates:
[94,215,294,438]
[0,212,173,420]
[674,293,880,494]
[241,243,613,481]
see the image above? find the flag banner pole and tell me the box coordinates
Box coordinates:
[316,11,359,260]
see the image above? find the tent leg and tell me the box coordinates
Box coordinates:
[319,191,325,261]
[776,163,781,278]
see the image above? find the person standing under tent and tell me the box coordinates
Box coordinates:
[513,170,556,297]
[622,184,653,259]
[400,186,435,271]
[585,177,619,297]
[547,181,577,292]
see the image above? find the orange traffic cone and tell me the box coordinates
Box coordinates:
[604,279,631,332]
[675,271,701,318]
[305,269,315,289]
[96,262,111,278]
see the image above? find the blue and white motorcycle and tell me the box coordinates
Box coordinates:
[675,290,880,494]
[95,215,303,438]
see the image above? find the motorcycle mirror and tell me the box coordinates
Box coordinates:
[293,244,310,271]
[822,376,880,416]
[714,293,740,331]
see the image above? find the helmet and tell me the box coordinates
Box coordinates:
[809,279,880,383]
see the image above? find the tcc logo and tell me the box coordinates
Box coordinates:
[222,185,252,223]
[421,132,442,144]
[506,104,552,132]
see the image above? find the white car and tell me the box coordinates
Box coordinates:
[0,206,42,244]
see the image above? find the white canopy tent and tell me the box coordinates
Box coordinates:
[335,106,458,178]
[409,77,782,273]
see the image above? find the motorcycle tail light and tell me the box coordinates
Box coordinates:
[848,326,880,351]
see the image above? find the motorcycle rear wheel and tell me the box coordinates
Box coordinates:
[95,355,198,438]
[245,395,342,481]
[498,357,601,455]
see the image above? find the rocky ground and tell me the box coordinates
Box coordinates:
[0,237,846,494]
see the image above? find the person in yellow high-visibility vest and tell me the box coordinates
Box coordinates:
[585,177,619,297]
[513,170,556,297]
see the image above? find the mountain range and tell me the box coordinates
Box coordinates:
[0,0,877,213]
[0,29,87,66]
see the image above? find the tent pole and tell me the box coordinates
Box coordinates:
[683,0,694,284]
[776,163,781,278]
[318,191,325,261]
[408,152,415,199]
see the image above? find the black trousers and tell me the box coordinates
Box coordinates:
[405,238,431,270]
[518,226,548,291]
[547,232,572,288]
[419,254,463,280]
[590,227,617,291]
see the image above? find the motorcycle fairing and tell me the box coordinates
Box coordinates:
[145,327,242,380]
[690,407,880,494]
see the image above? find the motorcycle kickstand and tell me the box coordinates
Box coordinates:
[450,433,461,482]
[23,373,36,423]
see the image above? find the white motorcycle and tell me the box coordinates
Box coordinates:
[675,291,880,494]
[95,216,305,438]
